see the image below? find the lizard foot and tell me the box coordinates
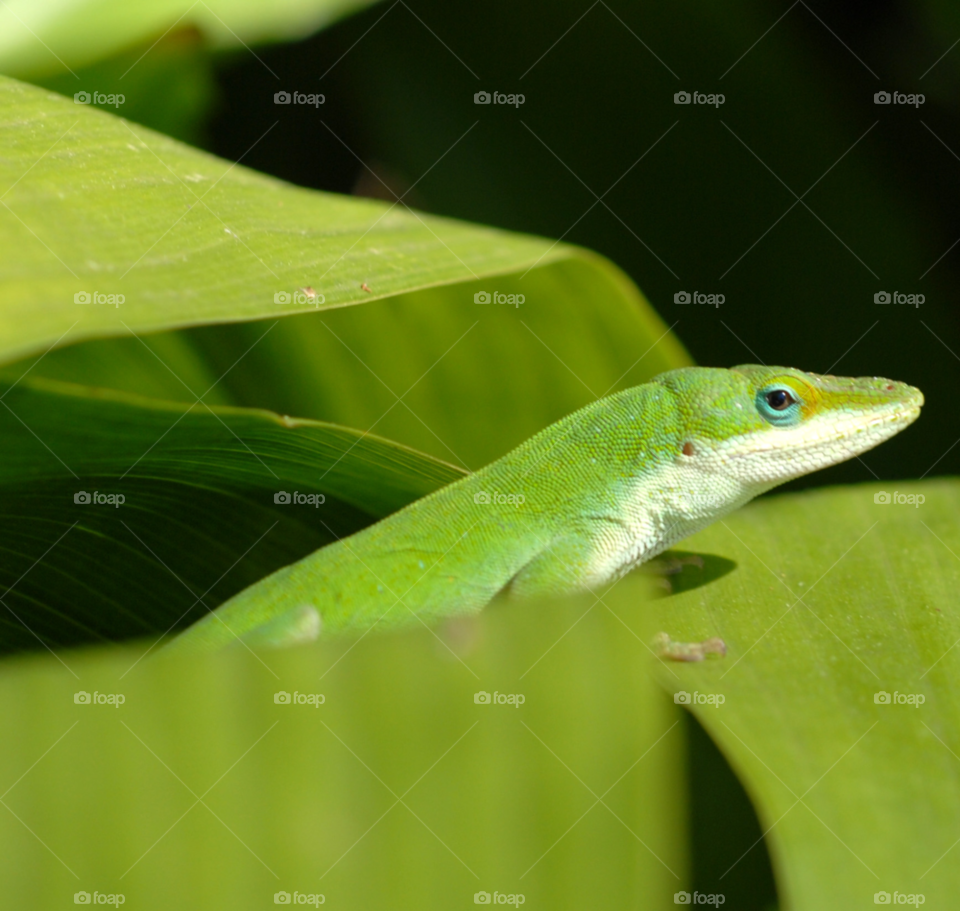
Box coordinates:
[652,631,726,662]
[641,555,705,593]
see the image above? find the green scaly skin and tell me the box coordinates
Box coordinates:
[168,365,923,655]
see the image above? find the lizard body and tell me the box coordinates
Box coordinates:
[169,365,923,653]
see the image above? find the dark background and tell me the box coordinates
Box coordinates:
[37,1,960,906]
[203,0,960,497]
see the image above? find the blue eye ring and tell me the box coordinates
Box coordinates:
[756,384,802,427]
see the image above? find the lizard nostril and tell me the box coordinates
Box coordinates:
[682,442,695,456]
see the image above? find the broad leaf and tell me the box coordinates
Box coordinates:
[0,584,684,910]
[0,74,568,364]
[651,479,960,909]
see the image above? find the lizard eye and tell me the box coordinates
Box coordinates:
[765,389,796,411]
[756,384,803,426]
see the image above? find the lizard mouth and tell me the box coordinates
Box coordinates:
[725,398,922,468]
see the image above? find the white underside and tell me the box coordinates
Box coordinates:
[582,452,761,586]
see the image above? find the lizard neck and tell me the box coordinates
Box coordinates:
[581,453,777,586]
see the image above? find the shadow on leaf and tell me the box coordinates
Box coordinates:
[640,551,738,597]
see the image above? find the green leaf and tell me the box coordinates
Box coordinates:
[0,0,381,78]
[0,584,685,910]
[0,75,688,394]
[650,479,960,909]
[0,375,464,652]
[0,74,565,363]
[21,255,686,468]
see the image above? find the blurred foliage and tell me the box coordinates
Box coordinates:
[0,0,381,78]
[0,584,685,910]
[34,29,218,147]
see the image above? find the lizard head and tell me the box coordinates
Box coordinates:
[654,365,924,487]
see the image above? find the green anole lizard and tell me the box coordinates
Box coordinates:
[168,365,923,658]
